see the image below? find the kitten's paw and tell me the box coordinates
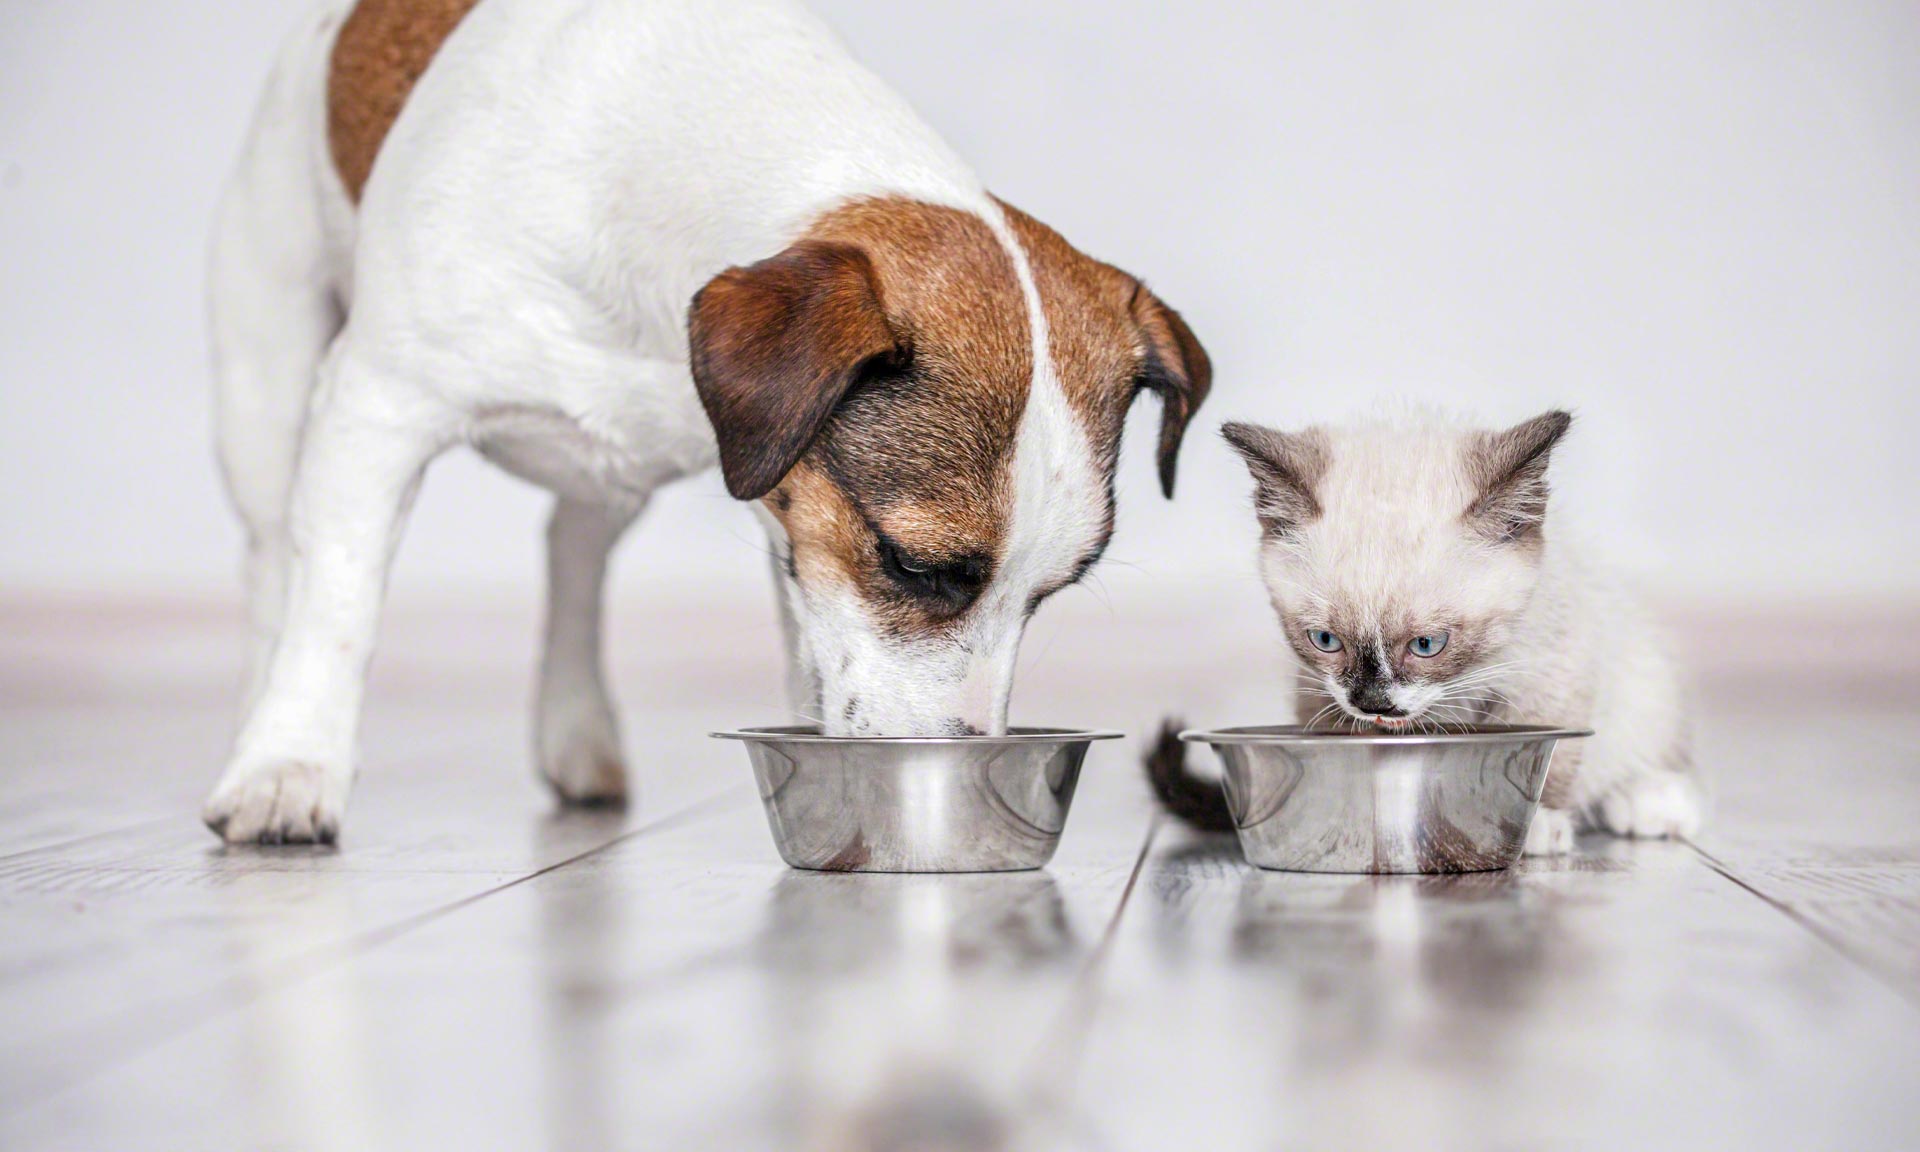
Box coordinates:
[203,760,351,845]
[537,694,628,807]
[1596,771,1701,840]
[1524,808,1575,856]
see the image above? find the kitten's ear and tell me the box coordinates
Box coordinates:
[1466,410,1573,543]
[1221,422,1327,536]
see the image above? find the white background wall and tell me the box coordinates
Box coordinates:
[4,0,1917,613]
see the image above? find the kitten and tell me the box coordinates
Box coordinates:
[1149,410,1700,854]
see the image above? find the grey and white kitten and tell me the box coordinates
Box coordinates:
[1150,410,1700,854]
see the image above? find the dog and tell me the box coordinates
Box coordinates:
[204,0,1211,843]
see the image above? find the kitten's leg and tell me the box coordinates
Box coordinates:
[1526,739,1579,855]
[1524,808,1575,856]
[1583,644,1701,840]
[1595,768,1702,840]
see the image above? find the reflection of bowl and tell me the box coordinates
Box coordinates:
[1179,725,1592,874]
[713,727,1121,873]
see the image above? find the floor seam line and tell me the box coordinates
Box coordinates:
[346,786,749,954]
[0,816,178,863]
[1684,835,1920,1010]
[1023,814,1162,1125]
[0,733,528,870]
[3,785,751,1117]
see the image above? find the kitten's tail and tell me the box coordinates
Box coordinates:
[1144,719,1235,832]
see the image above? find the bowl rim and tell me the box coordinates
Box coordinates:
[1180,723,1593,746]
[712,725,1124,745]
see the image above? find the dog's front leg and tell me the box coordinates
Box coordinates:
[535,497,640,805]
[203,364,449,844]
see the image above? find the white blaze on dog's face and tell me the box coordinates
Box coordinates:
[691,198,1209,735]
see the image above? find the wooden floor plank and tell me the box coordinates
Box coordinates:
[1068,830,1920,1152]
[0,704,748,1113]
[0,732,1156,1152]
[1687,712,1920,995]
[4,632,1919,1151]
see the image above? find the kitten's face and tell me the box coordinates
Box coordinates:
[1223,412,1571,730]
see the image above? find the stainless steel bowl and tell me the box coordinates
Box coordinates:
[1180,725,1592,874]
[714,727,1121,873]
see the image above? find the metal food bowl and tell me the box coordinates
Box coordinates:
[1179,725,1592,874]
[714,727,1121,873]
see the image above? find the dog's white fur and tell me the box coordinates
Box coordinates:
[206,0,1107,841]
[1247,414,1701,855]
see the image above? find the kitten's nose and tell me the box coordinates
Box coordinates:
[1350,686,1405,717]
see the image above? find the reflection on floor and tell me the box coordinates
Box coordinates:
[1,610,1917,1151]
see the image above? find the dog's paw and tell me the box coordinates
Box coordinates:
[1596,771,1701,840]
[537,698,629,807]
[1523,807,1575,856]
[203,760,351,845]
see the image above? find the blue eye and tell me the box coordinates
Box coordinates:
[1308,629,1343,653]
[1409,632,1450,658]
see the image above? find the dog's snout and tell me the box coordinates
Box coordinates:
[828,696,986,738]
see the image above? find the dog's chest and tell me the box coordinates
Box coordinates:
[471,392,715,508]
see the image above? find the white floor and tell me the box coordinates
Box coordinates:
[2,607,1917,1151]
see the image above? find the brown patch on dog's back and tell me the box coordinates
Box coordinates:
[327,0,484,201]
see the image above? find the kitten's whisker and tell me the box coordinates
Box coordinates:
[1453,685,1521,712]
[1443,663,1532,690]
[1421,703,1474,734]
[1444,658,1532,680]
[1437,692,1496,715]
[1302,700,1342,731]
[1435,696,1500,725]
[1442,673,1519,695]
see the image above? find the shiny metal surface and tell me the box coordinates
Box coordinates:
[715,726,1121,873]
[1181,724,1592,873]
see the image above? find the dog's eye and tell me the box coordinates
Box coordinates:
[1308,629,1344,653]
[876,536,989,613]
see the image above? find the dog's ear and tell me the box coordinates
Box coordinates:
[689,241,901,500]
[1221,422,1327,537]
[1465,409,1573,543]
[1129,286,1212,498]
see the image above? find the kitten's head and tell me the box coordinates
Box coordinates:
[1223,410,1572,730]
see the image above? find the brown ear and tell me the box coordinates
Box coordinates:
[688,241,901,500]
[1465,410,1573,543]
[1222,421,1327,536]
[1129,285,1212,497]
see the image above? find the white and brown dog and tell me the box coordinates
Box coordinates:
[204,0,1211,843]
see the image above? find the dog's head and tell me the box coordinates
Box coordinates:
[690,198,1209,735]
